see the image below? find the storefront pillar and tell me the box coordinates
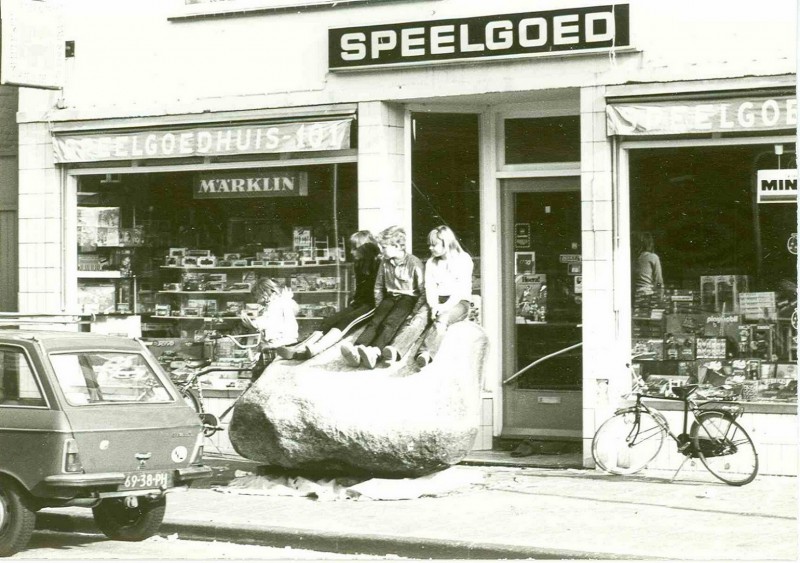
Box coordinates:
[17,121,64,313]
[356,101,409,235]
[579,86,619,464]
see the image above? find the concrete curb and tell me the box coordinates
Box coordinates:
[35,512,643,560]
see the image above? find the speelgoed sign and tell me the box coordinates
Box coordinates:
[328,4,630,70]
[52,119,352,163]
[607,96,797,136]
[194,170,308,199]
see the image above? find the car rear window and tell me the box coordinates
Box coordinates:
[0,349,46,407]
[49,352,174,406]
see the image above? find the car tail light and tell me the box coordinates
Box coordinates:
[64,438,83,473]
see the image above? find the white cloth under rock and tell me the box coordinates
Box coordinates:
[214,466,485,501]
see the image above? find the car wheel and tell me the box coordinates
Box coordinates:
[92,496,166,542]
[0,477,37,557]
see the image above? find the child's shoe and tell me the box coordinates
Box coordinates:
[415,351,432,368]
[359,345,380,369]
[340,342,361,367]
[276,344,299,360]
[381,346,401,363]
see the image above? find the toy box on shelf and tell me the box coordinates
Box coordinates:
[700,275,749,313]
[153,247,352,339]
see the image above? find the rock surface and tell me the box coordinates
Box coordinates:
[228,321,489,477]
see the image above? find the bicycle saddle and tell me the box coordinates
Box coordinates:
[185,359,211,369]
[672,384,699,400]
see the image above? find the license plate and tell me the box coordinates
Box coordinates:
[120,470,173,491]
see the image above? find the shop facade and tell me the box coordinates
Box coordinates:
[15,1,797,472]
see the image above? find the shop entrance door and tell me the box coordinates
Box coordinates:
[501,178,583,439]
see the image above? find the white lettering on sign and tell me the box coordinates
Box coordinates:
[53,119,352,163]
[757,169,798,204]
[194,170,308,200]
[330,5,629,69]
[198,176,296,194]
[608,96,797,136]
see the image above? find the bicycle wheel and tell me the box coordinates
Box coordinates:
[180,388,201,413]
[592,408,667,475]
[691,412,758,486]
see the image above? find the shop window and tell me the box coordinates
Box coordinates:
[628,144,797,404]
[411,113,481,296]
[504,116,580,165]
[75,164,358,349]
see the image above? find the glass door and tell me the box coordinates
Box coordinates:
[501,178,583,438]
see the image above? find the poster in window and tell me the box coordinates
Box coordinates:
[514,252,535,275]
[514,223,531,249]
[515,273,546,324]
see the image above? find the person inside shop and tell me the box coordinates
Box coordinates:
[382,225,474,368]
[340,225,424,369]
[632,231,664,296]
[276,230,381,360]
[240,277,299,374]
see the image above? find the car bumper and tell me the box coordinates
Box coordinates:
[43,464,213,489]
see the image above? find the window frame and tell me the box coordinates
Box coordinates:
[497,106,581,176]
[0,345,49,409]
[614,133,797,414]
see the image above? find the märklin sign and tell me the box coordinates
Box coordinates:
[194,170,308,199]
[329,4,630,70]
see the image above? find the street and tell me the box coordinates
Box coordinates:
[13,530,400,560]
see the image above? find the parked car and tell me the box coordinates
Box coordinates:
[0,328,212,556]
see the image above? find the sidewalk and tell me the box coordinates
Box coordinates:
[37,453,798,560]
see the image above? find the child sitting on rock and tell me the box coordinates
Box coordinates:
[277,230,381,360]
[340,225,424,369]
[382,225,473,367]
[240,277,299,371]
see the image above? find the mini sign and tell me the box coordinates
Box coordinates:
[329,4,630,70]
[194,170,308,199]
[757,169,797,203]
[559,254,581,263]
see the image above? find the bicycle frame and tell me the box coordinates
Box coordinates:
[626,388,743,452]
[594,356,757,485]
[171,332,263,436]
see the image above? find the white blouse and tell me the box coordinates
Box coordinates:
[424,251,474,306]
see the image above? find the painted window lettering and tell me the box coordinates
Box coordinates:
[53,119,351,162]
[608,97,797,136]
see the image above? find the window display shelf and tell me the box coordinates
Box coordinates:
[152,315,241,321]
[161,263,347,270]
[158,290,252,295]
[78,271,123,279]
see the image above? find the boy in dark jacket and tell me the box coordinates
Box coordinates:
[340,225,424,369]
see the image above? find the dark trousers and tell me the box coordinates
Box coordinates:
[355,293,418,350]
[321,303,374,333]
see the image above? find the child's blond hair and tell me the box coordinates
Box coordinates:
[378,225,406,250]
[253,277,282,304]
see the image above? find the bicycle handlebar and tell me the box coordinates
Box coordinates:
[172,364,255,390]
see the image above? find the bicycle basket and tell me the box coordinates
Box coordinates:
[697,401,744,420]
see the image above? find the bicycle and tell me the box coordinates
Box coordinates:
[170,333,265,437]
[591,356,759,486]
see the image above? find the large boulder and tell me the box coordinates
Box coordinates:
[228,321,489,477]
